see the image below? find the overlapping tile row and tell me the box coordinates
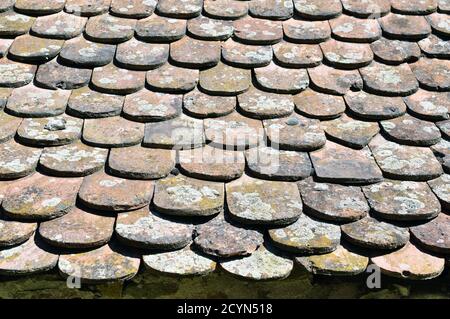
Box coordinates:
[0,0,448,283]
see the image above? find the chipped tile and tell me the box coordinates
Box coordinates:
[194,214,264,257]
[83,116,144,148]
[153,174,224,217]
[39,207,115,248]
[78,171,154,211]
[263,113,325,151]
[269,214,341,254]
[363,180,441,221]
[116,207,193,249]
[108,145,175,179]
[1,173,82,220]
[341,216,409,249]
[310,141,383,184]
[298,177,369,222]
[226,174,302,226]
[39,141,108,177]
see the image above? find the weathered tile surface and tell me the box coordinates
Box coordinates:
[226,175,302,226]
[0,218,36,247]
[67,86,124,118]
[294,89,346,119]
[78,171,154,211]
[345,91,406,120]
[0,139,41,178]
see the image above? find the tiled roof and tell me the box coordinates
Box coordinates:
[0,0,448,283]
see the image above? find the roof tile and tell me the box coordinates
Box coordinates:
[298,177,369,222]
[31,11,87,40]
[344,91,406,120]
[0,139,41,179]
[0,10,34,37]
[371,242,444,280]
[170,37,220,68]
[294,88,346,119]
[17,115,83,146]
[39,141,108,177]
[418,34,450,59]
[153,174,224,217]
[65,0,111,17]
[293,0,342,20]
[188,15,234,40]
[379,13,432,40]
[222,39,273,68]
[404,90,449,121]
[183,88,236,118]
[269,214,341,253]
[108,145,175,179]
[110,0,156,18]
[410,213,450,254]
[156,0,203,18]
[203,0,248,20]
[233,16,282,44]
[310,141,383,184]
[0,58,36,88]
[59,36,116,68]
[91,63,145,94]
[263,113,326,151]
[249,0,294,20]
[194,213,264,257]
[39,207,115,248]
[340,0,391,18]
[35,59,91,90]
[9,33,64,63]
[254,61,309,93]
[238,87,294,119]
[308,64,362,95]
[370,38,421,64]
[363,179,441,220]
[84,13,136,44]
[320,40,373,69]
[199,62,251,95]
[0,217,36,247]
[330,15,381,42]
[0,111,21,143]
[390,0,438,15]
[273,42,322,68]
[78,170,154,211]
[410,58,450,91]
[0,236,58,275]
[146,63,198,93]
[427,174,450,210]
[135,15,186,42]
[83,116,144,148]
[123,90,181,122]
[282,19,331,43]
[67,86,124,118]
[221,244,293,280]
[1,173,82,220]
[116,207,193,250]
[226,174,302,226]
[116,39,169,70]
[370,134,443,180]
[341,216,409,249]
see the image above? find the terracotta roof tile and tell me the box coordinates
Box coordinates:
[0,0,448,284]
